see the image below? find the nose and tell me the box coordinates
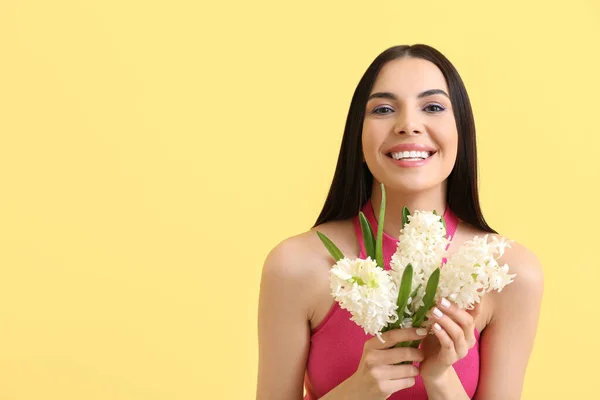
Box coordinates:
[393,107,423,135]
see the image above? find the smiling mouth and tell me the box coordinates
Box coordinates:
[386,150,437,161]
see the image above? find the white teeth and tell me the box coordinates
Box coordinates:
[389,151,432,160]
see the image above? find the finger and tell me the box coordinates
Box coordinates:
[368,328,428,350]
[375,346,425,365]
[430,307,468,358]
[379,377,416,393]
[437,298,473,329]
[375,363,420,380]
[431,322,457,362]
[437,298,477,348]
[465,303,482,346]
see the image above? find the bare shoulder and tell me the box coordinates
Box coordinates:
[263,219,357,277]
[261,218,358,296]
[483,232,545,321]
[455,221,544,328]
[491,233,544,294]
[260,218,359,325]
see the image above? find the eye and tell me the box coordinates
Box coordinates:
[424,104,445,113]
[372,105,394,115]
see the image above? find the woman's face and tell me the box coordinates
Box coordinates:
[362,57,458,194]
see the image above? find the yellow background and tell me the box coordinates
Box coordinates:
[1,1,598,399]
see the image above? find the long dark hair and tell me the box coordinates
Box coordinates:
[312,44,496,234]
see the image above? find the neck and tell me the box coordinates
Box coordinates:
[369,181,448,237]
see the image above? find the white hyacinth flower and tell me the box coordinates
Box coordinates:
[390,210,450,323]
[437,235,517,309]
[329,257,398,340]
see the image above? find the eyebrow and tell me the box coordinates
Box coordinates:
[367,89,450,101]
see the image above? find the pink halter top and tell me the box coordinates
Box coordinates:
[303,200,480,399]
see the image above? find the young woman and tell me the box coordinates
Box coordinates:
[256,44,544,400]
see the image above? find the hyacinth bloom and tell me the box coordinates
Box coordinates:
[437,235,516,310]
[329,257,398,340]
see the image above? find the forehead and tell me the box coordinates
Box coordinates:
[370,57,449,96]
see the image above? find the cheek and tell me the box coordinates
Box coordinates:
[451,133,459,157]
[361,128,376,160]
[361,135,376,159]
[443,134,459,169]
[361,121,388,155]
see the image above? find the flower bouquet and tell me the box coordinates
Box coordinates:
[316,183,516,355]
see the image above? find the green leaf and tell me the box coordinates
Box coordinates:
[412,268,441,327]
[422,268,441,308]
[401,206,411,229]
[375,183,386,268]
[359,212,376,262]
[395,264,413,323]
[316,231,345,262]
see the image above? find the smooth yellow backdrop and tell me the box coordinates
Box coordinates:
[1,1,598,399]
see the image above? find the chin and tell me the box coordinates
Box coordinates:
[377,177,438,194]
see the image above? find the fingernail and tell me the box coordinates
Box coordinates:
[434,323,442,331]
[441,298,451,308]
[416,328,427,336]
[433,307,444,318]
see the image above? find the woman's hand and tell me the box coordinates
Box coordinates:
[331,328,427,400]
[418,298,481,382]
